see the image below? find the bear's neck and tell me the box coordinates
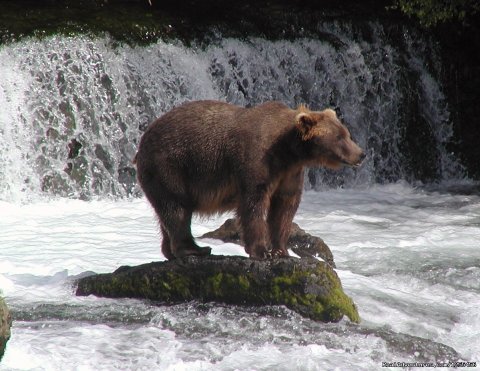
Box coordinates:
[267,127,312,172]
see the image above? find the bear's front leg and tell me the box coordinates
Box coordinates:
[268,170,304,257]
[238,187,270,259]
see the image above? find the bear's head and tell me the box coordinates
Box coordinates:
[296,108,365,169]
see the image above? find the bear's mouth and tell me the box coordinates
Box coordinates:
[342,156,365,168]
[342,160,359,168]
[352,159,364,168]
[355,153,367,167]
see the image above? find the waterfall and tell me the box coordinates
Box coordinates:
[0,23,464,201]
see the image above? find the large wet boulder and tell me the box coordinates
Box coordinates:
[0,296,11,361]
[201,218,335,267]
[76,256,359,323]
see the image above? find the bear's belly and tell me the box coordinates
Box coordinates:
[192,183,239,215]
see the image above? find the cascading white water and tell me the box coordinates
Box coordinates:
[0,23,464,202]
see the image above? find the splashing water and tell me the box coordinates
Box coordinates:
[1,184,479,369]
[0,23,465,201]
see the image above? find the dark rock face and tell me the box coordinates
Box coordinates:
[0,297,11,361]
[435,13,480,179]
[201,218,335,267]
[76,256,359,323]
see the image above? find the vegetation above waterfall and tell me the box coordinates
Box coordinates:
[1,0,478,45]
[392,0,480,27]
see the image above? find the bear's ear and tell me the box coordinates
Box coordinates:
[296,112,317,140]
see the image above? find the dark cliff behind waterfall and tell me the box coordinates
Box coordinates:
[0,0,479,194]
[434,17,480,181]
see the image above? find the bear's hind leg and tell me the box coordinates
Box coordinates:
[144,184,211,259]
[160,225,175,260]
[163,205,212,258]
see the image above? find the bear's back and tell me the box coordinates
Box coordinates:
[141,100,295,160]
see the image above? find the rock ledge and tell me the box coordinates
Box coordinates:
[76,255,359,323]
[201,218,335,266]
[0,296,11,361]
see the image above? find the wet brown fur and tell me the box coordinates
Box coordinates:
[135,100,364,260]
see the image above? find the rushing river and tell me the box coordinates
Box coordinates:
[1,184,479,369]
[0,22,479,370]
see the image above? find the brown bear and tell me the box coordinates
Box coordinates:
[134,100,364,260]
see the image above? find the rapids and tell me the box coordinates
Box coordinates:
[1,185,479,369]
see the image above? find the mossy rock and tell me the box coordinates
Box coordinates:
[0,296,12,361]
[76,256,359,323]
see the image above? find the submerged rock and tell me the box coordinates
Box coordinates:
[0,296,11,361]
[76,256,359,323]
[201,218,335,267]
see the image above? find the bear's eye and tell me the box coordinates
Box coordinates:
[336,135,343,141]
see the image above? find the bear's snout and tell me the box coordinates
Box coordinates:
[340,138,365,168]
[341,153,365,168]
[354,152,366,167]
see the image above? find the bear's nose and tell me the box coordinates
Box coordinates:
[354,152,366,167]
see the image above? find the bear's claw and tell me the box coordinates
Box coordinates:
[173,245,212,258]
[270,248,289,258]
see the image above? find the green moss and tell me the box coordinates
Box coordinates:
[109,272,193,300]
[205,272,254,302]
[164,273,192,300]
[106,275,138,296]
[322,271,360,323]
[391,0,480,27]
[269,265,360,323]
[271,274,302,306]
[237,275,250,291]
[206,273,224,297]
